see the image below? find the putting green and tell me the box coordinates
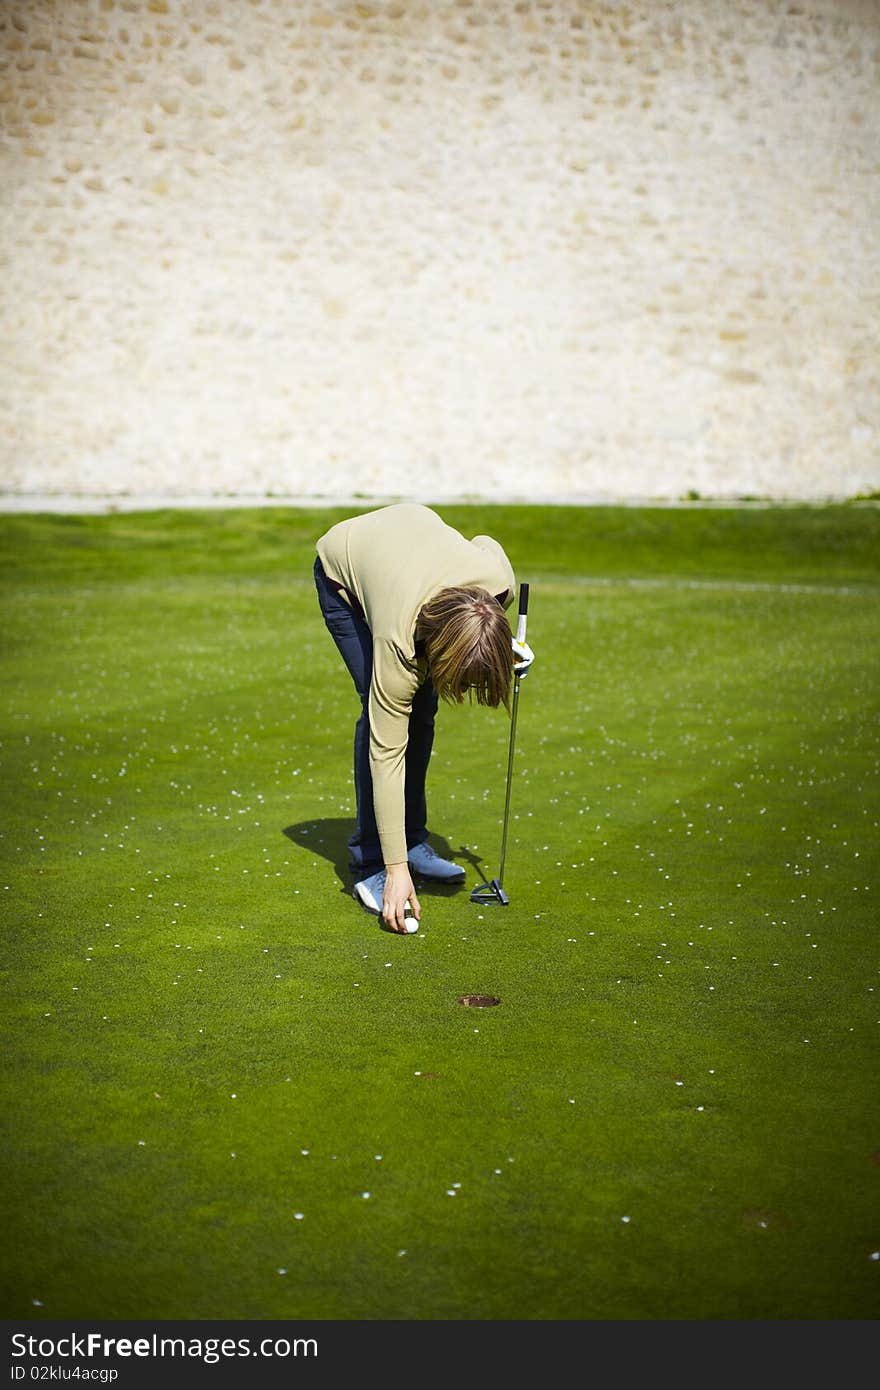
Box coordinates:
[1,503,878,1319]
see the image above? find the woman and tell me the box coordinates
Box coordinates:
[313,503,530,934]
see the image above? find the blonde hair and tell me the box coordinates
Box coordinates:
[416,587,514,709]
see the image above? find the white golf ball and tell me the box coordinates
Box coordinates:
[402,900,418,933]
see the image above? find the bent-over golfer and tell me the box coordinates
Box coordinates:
[314,503,532,933]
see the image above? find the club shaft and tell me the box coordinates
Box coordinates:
[497,671,521,887]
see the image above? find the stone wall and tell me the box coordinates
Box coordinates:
[1,0,878,501]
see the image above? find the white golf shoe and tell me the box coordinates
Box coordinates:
[407,842,465,881]
[353,869,386,914]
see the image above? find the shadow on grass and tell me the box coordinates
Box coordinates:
[282,817,489,902]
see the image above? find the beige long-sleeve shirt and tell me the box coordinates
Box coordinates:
[316,504,516,866]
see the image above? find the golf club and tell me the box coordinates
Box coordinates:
[471,581,530,906]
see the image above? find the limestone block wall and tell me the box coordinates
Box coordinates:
[1,0,878,501]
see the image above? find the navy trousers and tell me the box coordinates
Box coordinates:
[313,556,437,878]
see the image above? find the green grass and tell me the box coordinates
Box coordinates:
[1,504,878,1320]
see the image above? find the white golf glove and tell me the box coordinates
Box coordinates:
[512,637,535,676]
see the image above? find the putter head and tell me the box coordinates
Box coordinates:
[470,878,509,906]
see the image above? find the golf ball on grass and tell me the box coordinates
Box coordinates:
[402,899,418,933]
[380,901,418,933]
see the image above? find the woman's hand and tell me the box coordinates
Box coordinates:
[382,862,420,933]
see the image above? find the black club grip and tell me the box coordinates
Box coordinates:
[514,582,530,646]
